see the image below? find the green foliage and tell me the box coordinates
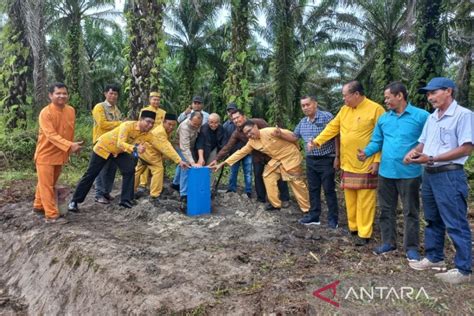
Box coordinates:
[409,0,445,109]
[0,0,29,130]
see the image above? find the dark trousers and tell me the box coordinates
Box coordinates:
[253,161,289,203]
[306,156,338,223]
[422,169,471,274]
[377,176,421,251]
[95,159,117,198]
[72,152,136,204]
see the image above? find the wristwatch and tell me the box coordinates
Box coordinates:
[427,156,434,166]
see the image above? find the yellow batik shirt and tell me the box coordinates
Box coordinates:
[93,121,179,162]
[140,124,181,165]
[92,101,122,143]
[314,97,385,173]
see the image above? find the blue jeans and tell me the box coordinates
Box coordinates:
[180,167,189,197]
[422,169,471,274]
[228,155,252,193]
[95,159,117,198]
[172,148,185,186]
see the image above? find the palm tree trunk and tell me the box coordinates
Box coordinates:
[20,0,48,112]
[125,0,165,119]
[224,0,251,113]
[409,0,444,109]
[0,0,29,130]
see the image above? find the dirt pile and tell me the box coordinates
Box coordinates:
[1,184,472,315]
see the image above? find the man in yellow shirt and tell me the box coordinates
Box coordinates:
[136,91,167,192]
[92,84,122,204]
[215,121,310,212]
[311,81,385,246]
[68,110,188,211]
[134,113,181,206]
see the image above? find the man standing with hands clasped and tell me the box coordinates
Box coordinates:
[404,77,473,285]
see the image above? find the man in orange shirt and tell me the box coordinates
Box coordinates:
[33,82,83,224]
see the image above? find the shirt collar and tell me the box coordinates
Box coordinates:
[388,103,413,116]
[305,112,318,123]
[103,100,114,107]
[432,100,458,119]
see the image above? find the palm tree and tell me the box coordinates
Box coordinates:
[125,0,166,118]
[444,0,471,108]
[83,17,126,108]
[166,0,220,108]
[409,0,444,109]
[0,0,29,130]
[263,0,301,126]
[47,0,117,110]
[223,0,253,113]
[337,0,416,102]
[20,0,49,111]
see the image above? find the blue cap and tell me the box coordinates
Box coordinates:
[418,77,456,93]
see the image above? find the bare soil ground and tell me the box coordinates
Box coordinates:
[0,179,473,315]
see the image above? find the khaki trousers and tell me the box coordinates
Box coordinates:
[264,165,310,212]
[135,160,164,198]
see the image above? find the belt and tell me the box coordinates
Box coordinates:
[307,155,335,160]
[425,164,463,174]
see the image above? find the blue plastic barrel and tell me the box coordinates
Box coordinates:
[186,167,211,216]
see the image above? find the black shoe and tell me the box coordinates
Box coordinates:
[265,204,280,211]
[354,236,370,246]
[119,201,133,209]
[350,230,358,236]
[328,220,339,229]
[103,193,114,201]
[135,187,147,199]
[170,183,180,191]
[246,192,252,198]
[68,201,79,213]
[226,189,236,193]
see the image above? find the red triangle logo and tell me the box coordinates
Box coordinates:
[313,280,340,307]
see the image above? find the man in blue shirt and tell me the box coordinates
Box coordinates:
[404,77,473,285]
[274,95,339,227]
[358,82,429,261]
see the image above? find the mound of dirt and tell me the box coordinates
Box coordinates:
[1,182,472,314]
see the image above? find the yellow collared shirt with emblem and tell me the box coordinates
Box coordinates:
[314,97,385,173]
[93,121,179,162]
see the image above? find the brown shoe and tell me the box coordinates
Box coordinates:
[44,216,68,224]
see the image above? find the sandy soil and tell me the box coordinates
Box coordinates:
[0,180,473,315]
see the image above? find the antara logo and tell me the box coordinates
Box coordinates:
[313,280,430,307]
[312,280,340,307]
